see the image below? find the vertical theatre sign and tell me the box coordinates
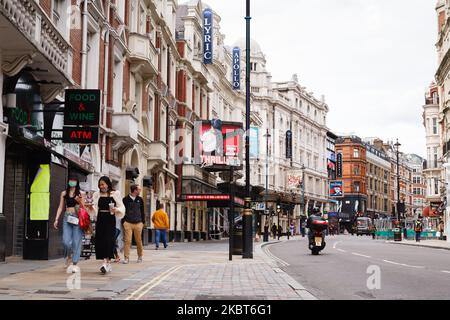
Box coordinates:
[286,130,292,159]
[63,89,100,144]
[232,47,240,90]
[203,8,213,64]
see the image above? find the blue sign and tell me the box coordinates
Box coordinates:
[249,127,259,158]
[203,9,213,64]
[330,180,344,197]
[232,47,240,90]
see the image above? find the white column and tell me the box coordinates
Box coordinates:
[0,49,6,216]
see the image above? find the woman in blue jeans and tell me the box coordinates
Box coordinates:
[54,176,85,274]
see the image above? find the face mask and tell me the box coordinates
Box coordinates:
[68,181,77,187]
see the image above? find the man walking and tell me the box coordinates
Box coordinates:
[152,203,169,250]
[122,184,145,264]
[271,223,277,239]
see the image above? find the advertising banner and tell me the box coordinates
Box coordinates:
[330,180,344,197]
[287,170,303,190]
[194,119,243,170]
[249,126,259,158]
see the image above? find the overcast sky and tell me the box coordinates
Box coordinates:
[203,0,437,157]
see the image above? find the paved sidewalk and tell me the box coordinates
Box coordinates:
[0,239,314,300]
[387,239,450,250]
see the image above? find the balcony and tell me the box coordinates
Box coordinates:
[111,113,139,153]
[191,57,210,84]
[128,33,158,78]
[183,164,217,187]
[0,0,72,91]
[147,141,167,169]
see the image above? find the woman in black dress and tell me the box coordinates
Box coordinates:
[86,176,125,274]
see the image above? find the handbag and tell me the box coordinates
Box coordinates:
[67,214,79,226]
[78,205,91,232]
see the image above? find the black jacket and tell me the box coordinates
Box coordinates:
[122,195,145,224]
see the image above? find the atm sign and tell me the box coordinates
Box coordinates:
[63,126,99,144]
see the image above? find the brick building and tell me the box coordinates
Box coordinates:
[335,136,367,224]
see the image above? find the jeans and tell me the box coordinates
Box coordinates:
[63,214,83,264]
[155,229,167,248]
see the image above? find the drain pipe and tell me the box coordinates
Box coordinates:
[81,0,88,88]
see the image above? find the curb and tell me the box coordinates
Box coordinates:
[387,241,450,251]
[255,240,318,301]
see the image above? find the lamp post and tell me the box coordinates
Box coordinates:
[443,163,450,243]
[264,128,271,222]
[394,139,401,223]
[242,0,253,259]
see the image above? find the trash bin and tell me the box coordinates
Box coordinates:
[393,228,402,241]
[232,229,243,255]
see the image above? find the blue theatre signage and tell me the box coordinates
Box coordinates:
[232,47,240,90]
[203,8,213,64]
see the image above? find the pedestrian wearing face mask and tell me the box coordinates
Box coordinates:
[85,176,125,274]
[54,175,85,274]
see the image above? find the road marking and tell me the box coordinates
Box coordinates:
[383,259,403,266]
[264,245,290,267]
[126,265,181,300]
[133,266,183,300]
[382,260,425,269]
[337,249,347,253]
[441,270,450,274]
[352,252,371,258]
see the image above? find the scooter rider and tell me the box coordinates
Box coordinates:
[306,208,325,240]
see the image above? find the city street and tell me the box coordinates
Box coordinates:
[268,235,450,300]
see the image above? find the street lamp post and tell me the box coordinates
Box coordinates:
[394,139,404,242]
[243,0,253,259]
[264,129,271,229]
[394,139,401,223]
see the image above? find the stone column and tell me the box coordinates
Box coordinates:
[0,49,8,262]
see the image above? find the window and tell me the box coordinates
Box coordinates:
[434,178,439,195]
[354,165,360,175]
[353,148,359,158]
[434,147,438,168]
[433,92,438,104]
[433,118,438,135]
[354,181,360,193]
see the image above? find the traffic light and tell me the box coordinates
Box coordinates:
[276,201,281,213]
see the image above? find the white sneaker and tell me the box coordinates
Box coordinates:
[137,257,143,263]
[66,264,74,274]
[72,265,80,273]
[64,257,72,268]
[106,264,112,273]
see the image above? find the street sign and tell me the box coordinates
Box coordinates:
[252,202,266,211]
[64,89,101,126]
[63,126,99,144]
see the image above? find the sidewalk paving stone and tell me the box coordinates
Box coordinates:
[0,240,314,300]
